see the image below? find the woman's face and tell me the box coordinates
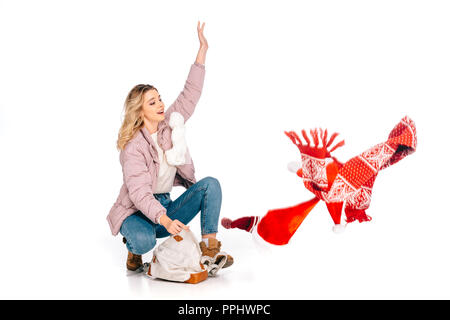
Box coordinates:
[141,89,165,123]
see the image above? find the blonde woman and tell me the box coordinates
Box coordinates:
[107,22,233,271]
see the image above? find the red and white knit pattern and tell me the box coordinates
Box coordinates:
[301,154,329,190]
[287,115,417,224]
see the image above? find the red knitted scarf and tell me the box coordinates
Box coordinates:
[222,116,417,245]
[285,115,417,225]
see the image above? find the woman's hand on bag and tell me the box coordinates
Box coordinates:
[160,215,189,235]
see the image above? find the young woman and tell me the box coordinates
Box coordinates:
[107,22,233,271]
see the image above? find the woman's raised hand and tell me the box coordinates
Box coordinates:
[197,21,208,49]
[195,21,208,65]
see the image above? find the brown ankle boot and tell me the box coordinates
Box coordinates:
[199,238,234,268]
[126,251,143,271]
[123,237,143,271]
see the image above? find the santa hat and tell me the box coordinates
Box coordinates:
[221,197,320,246]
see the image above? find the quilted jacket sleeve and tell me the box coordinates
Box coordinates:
[165,62,205,123]
[121,143,166,224]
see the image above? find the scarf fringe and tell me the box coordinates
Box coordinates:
[345,209,372,223]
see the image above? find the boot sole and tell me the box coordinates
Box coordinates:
[127,264,143,271]
[217,255,234,268]
[223,259,234,268]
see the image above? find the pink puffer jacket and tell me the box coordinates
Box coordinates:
[107,63,205,236]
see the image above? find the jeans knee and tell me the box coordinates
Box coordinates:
[201,176,221,195]
[130,232,156,255]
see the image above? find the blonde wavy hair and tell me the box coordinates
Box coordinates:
[117,84,158,150]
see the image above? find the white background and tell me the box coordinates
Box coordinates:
[0,0,449,299]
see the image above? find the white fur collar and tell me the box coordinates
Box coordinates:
[165,112,187,166]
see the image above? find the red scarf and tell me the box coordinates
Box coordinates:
[223,116,417,245]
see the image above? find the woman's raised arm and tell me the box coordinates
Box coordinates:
[165,21,208,122]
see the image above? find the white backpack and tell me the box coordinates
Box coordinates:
[142,229,227,284]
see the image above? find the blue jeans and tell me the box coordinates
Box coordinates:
[120,176,222,255]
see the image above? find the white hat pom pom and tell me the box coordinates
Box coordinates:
[287,161,302,173]
[169,112,185,129]
[332,224,346,234]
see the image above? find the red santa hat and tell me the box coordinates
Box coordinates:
[221,197,320,246]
